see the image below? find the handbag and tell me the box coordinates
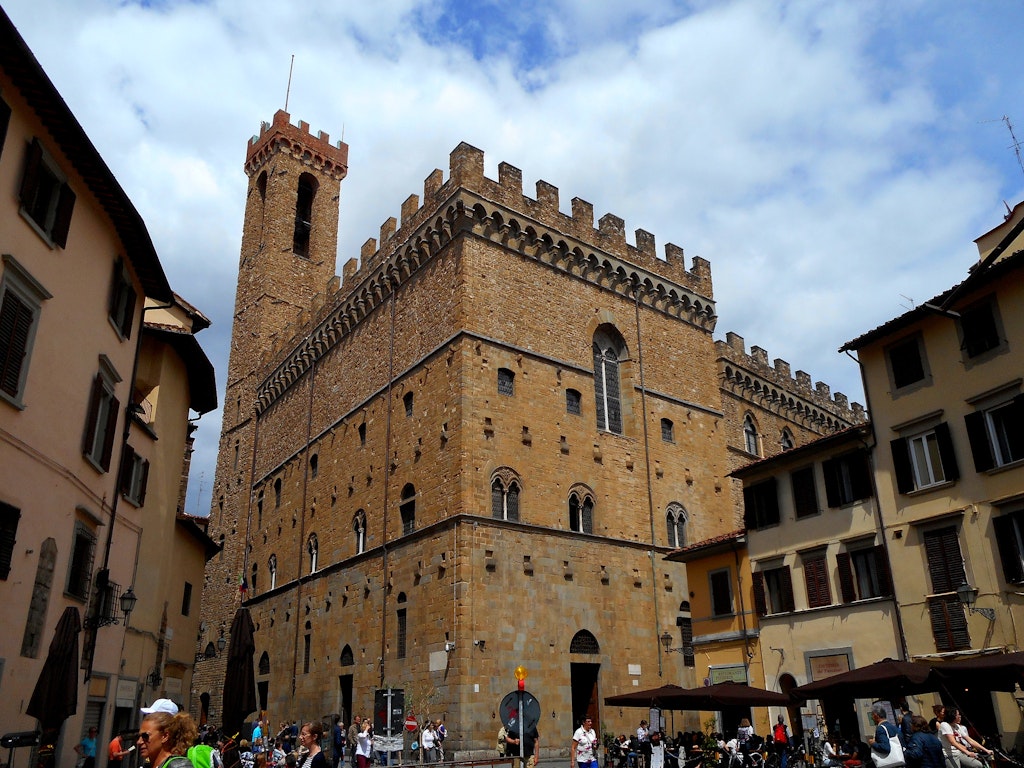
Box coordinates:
[870,726,905,768]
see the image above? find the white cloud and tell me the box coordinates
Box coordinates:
[4,0,1021,516]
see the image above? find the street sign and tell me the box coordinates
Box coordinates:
[499,690,541,732]
[405,715,418,732]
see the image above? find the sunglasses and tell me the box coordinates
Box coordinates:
[138,732,159,743]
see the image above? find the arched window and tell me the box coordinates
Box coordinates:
[274,477,282,507]
[780,429,795,451]
[566,388,582,415]
[310,453,319,478]
[396,593,408,659]
[569,629,600,654]
[257,490,264,528]
[268,554,277,590]
[256,170,267,202]
[400,484,415,535]
[258,651,270,675]
[666,503,687,548]
[293,173,318,258]
[204,642,216,659]
[353,510,366,554]
[743,414,760,456]
[340,644,354,666]
[593,328,626,434]
[403,391,414,417]
[307,533,318,574]
[491,468,521,522]
[661,418,675,443]
[569,486,594,534]
[358,423,366,446]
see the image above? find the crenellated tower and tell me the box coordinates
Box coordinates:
[193,110,347,721]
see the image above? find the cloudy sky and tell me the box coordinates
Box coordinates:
[6,0,1024,516]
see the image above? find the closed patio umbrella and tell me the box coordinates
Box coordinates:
[221,607,257,738]
[26,606,81,729]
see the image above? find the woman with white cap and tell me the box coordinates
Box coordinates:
[138,699,197,768]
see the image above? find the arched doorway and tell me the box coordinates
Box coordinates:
[569,630,602,735]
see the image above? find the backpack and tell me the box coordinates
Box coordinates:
[496,726,507,757]
[773,724,788,744]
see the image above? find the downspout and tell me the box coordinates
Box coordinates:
[732,539,752,679]
[633,281,664,678]
[291,357,318,695]
[379,277,398,687]
[86,297,173,682]
[844,349,911,661]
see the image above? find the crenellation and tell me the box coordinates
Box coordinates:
[424,168,444,199]
[498,162,522,196]
[571,197,594,231]
[726,331,746,354]
[536,180,559,214]
[598,213,626,247]
[342,258,359,285]
[400,194,419,226]
[380,216,397,245]
[774,358,791,378]
[449,142,485,187]
[361,238,377,261]
[834,392,849,409]
[750,345,769,366]
[298,120,310,132]
[635,229,656,258]
[815,382,830,398]
[318,130,330,143]
[796,371,812,388]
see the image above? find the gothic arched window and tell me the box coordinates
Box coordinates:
[744,414,760,456]
[400,485,416,535]
[293,173,318,258]
[353,510,366,554]
[593,328,626,434]
[307,533,318,574]
[491,468,522,522]
[268,554,277,590]
[666,503,688,548]
[569,486,594,534]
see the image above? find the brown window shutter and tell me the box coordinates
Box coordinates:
[890,437,914,494]
[137,459,149,506]
[119,447,135,495]
[993,515,1024,584]
[964,410,994,472]
[873,545,893,597]
[82,374,103,457]
[837,552,856,603]
[752,570,767,617]
[51,183,76,248]
[933,422,959,482]
[780,565,795,613]
[99,393,120,471]
[805,557,831,608]
[822,458,840,508]
[18,138,43,207]
[924,526,964,594]
[0,290,33,397]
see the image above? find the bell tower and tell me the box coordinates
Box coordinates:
[194,110,347,716]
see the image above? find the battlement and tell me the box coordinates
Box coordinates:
[245,109,349,179]
[717,331,866,427]
[254,143,720,408]
[350,142,713,299]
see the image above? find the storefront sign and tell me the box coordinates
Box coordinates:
[809,654,850,680]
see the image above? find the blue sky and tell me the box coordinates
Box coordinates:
[4,0,1024,516]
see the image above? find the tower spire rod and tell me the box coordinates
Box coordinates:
[284,54,295,111]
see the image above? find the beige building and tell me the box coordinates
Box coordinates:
[0,10,216,768]
[193,110,860,754]
[730,425,904,742]
[840,204,1024,743]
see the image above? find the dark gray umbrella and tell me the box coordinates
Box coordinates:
[791,658,937,699]
[931,651,1024,692]
[221,607,257,738]
[606,681,792,709]
[26,607,81,729]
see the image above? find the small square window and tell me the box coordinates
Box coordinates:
[497,368,514,396]
[958,298,1003,359]
[709,568,733,616]
[661,418,674,443]
[566,389,581,415]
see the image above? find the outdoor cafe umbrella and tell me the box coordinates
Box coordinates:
[26,606,81,729]
[221,607,257,738]
[606,681,793,710]
[791,658,937,700]
[930,650,1024,693]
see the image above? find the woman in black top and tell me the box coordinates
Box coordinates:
[298,723,327,768]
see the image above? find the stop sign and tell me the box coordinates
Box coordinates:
[405,715,418,732]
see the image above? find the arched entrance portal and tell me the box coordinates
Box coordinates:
[569,630,602,734]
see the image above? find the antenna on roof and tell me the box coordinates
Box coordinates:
[284,54,295,112]
[982,115,1024,181]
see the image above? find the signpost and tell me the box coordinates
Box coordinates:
[499,666,541,767]
[374,688,405,767]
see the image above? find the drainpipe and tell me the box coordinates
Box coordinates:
[844,349,911,661]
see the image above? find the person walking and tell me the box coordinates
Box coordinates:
[422,721,438,763]
[772,715,790,768]
[348,716,361,768]
[355,719,373,768]
[572,716,599,768]
[332,717,347,768]
[904,715,944,768]
[76,727,98,768]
